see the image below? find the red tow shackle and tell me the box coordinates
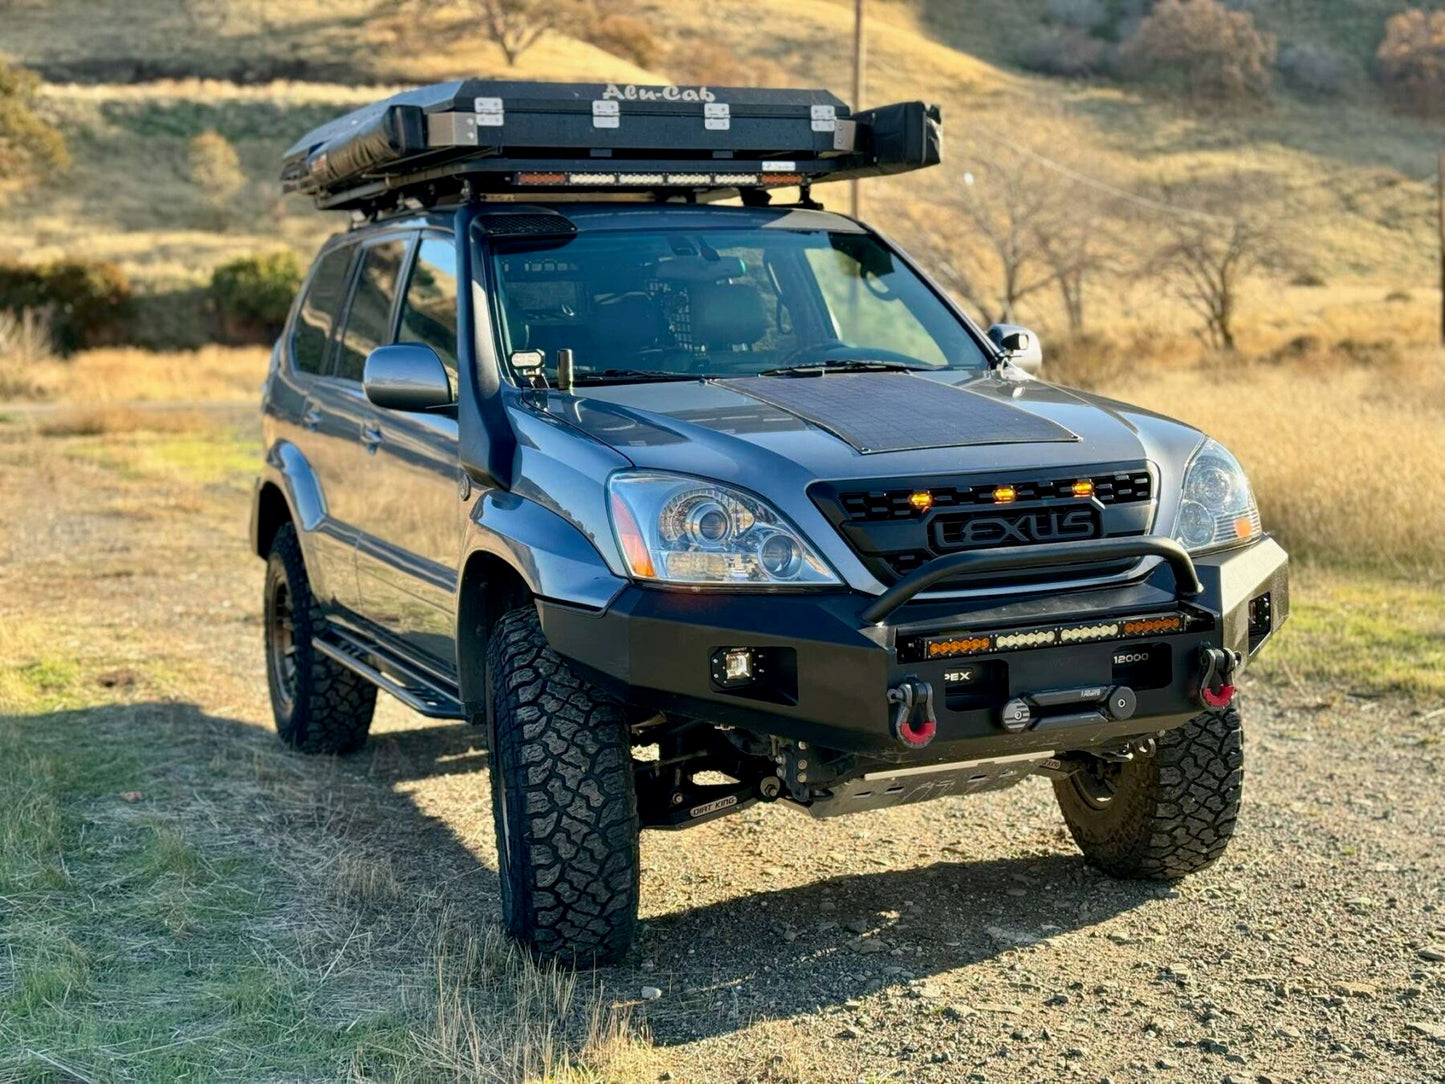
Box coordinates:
[888,679,938,748]
[1195,646,1240,709]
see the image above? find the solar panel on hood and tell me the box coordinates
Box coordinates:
[716,373,1078,454]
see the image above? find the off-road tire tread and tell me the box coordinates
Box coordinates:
[265,524,376,755]
[487,606,639,964]
[1054,706,1242,880]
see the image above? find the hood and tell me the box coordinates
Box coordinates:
[546,369,1205,488]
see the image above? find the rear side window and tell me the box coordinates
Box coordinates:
[398,236,460,390]
[292,245,353,375]
[333,239,408,382]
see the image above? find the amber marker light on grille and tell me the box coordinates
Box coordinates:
[924,635,991,659]
[992,485,1017,504]
[909,491,934,512]
[1072,480,1095,498]
[1122,615,1184,636]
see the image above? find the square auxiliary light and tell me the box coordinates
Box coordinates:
[711,647,757,688]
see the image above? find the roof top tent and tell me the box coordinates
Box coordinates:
[280,80,942,213]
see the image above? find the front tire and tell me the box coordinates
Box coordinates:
[486,606,640,965]
[264,523,376,754]
[1054,706,1243,880]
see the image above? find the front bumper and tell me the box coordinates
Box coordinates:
[540,537,1288,761]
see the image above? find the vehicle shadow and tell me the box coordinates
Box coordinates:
[18,702,1154,1046]
[352,717,1158,1045]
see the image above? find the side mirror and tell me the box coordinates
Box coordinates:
[363,344,453,412]
[987,323,1044,376]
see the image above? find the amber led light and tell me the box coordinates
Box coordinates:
[1122,615,1183,636]
[909,491,934,512]
[992,485,1017,504]
[1072,480,1095,498]
[925,635,991,659]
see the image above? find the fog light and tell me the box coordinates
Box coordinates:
[711,647,756,687]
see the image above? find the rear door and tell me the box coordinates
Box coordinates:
[279,238,361,612]
[353,231,464,672]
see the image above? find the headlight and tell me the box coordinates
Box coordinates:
[607,472,840,587]
[1173,439,1261,553]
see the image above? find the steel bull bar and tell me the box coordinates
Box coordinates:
[863,538,1214,750]
[860,536,1204,625]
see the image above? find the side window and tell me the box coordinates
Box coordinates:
[292,245,354,375]
[397,236,460,390]
[333,238,408,383]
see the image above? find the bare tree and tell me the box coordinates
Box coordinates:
[923,155,1059,327]
[1035,191,1114,335]
[476,0,566,66]
[906,150,1112,334]
[1153,211,1271,352]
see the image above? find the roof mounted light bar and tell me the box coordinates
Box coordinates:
[280,80,941,212]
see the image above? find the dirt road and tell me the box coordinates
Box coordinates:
[1,417,1442,1083]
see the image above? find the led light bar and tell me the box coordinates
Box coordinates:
[917,612,1190,660]
[514,170,805,188]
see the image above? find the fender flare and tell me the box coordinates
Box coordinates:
[454,491,626,713]
[459,489,625,612]
[252,440,326,556]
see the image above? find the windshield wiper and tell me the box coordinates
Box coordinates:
[570,369,703,385]
[759,360,929,377]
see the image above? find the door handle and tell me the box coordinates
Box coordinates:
[360,422,384,453]
[302,404,322,431]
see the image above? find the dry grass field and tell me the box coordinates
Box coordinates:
[1,387,1442,1083]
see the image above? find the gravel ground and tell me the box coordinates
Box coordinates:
[395,683,1445,1084]
[3,419,1443,1083]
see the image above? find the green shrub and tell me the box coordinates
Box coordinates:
[0,260,133,355]
[0,58,69,190]
[209,252,302,345]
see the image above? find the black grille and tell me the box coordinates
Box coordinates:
[815,466,1156,592]
[837,470,1152,522]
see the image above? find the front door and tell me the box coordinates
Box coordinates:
[353,232,465,673]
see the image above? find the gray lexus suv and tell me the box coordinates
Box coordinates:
[251,80,1289,963]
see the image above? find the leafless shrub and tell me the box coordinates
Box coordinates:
[1119,0,1276,103]
[1376,8,1445,116]
[0,307,55,399]
[1046,332,1140,390]
[1277,42,1359,98]
[1023,27,1112,78]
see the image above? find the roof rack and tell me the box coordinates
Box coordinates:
[280,80,941,212]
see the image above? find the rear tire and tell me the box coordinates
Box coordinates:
[486,606,639,965]
[264,523,376,754]
[1054,706,1243,880]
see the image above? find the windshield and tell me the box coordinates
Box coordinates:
[485,227,990,383]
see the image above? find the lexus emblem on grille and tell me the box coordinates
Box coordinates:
[939,507,1100,549]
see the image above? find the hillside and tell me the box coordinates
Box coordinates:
[0,0,1441,347]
